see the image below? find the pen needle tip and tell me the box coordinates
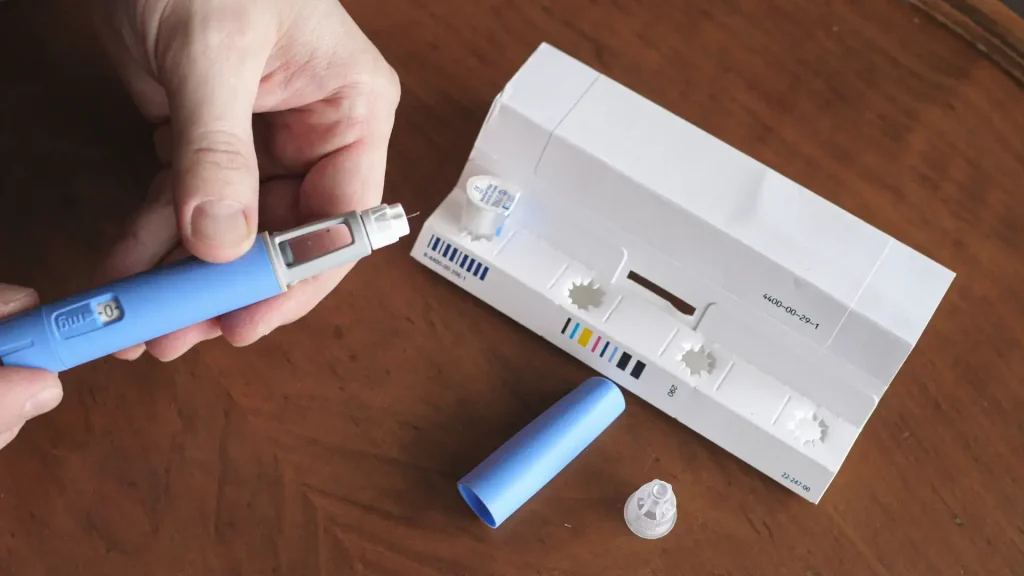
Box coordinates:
[407,211,421,219]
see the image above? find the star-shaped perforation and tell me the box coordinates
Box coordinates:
[787,410,828,446]
[567,280,605,311]
[678,344,715,377]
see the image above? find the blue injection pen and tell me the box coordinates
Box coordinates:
[0,203,410,372]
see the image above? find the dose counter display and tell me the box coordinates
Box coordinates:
[51,295,125,340]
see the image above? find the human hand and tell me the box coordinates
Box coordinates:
[0,285,64,450]
[91,0,400,361]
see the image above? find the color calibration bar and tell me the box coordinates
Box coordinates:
[561,316,646,380]
[428,235,489,280]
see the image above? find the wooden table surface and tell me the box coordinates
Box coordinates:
[1,1,1022,574]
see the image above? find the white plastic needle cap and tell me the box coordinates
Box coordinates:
[360,203,410,250]
[624,479,677,539]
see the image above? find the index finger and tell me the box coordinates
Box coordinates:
[218,71,401,347]
[253,54,402,189]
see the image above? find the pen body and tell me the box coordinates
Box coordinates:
[0,236,283,372]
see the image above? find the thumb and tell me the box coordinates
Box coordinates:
[0,367,63,437]
[0,284,63,436]
[161,13,275,263]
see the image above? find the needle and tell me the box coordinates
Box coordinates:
[407,211,421,220]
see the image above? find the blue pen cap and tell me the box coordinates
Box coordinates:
[457,376,626,528]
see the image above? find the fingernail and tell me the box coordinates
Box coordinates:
[191,200,249,248]
[0,284,33,306]
[22,388,63,420]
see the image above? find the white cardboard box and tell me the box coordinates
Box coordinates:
[411,43,955,503]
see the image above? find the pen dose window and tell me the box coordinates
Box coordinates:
[281,222,354,267]
[95,298,124,324]
[51,294,125,340]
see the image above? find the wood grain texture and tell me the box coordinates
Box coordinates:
[909,0,1024,85]
[1,0,1022,574]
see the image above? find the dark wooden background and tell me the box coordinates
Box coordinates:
[910,0,1024,85]
[1,0,1022,574]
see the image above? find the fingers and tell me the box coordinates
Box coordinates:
[100,170,295,361]
[0,283,39,317]
[254,62,401,192]
[0,285,63,440]
[154,124,172,165]
[216,58,399,347]
[300,122,394,217]
[158,5,277,264]
[0,368,63,438]
[217,132,396,347]
[96,170,179,284]
[89,2,171,123]
[143,230,223,361]
[144,319,223,362]
[217,178,302,345]
[215,178,334,346]
[0,422,25,451]
[134,177,301,353]
[112,345,147,362]
[97,2,400,356]
[99,172,218,362]
[221,266,347,347]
